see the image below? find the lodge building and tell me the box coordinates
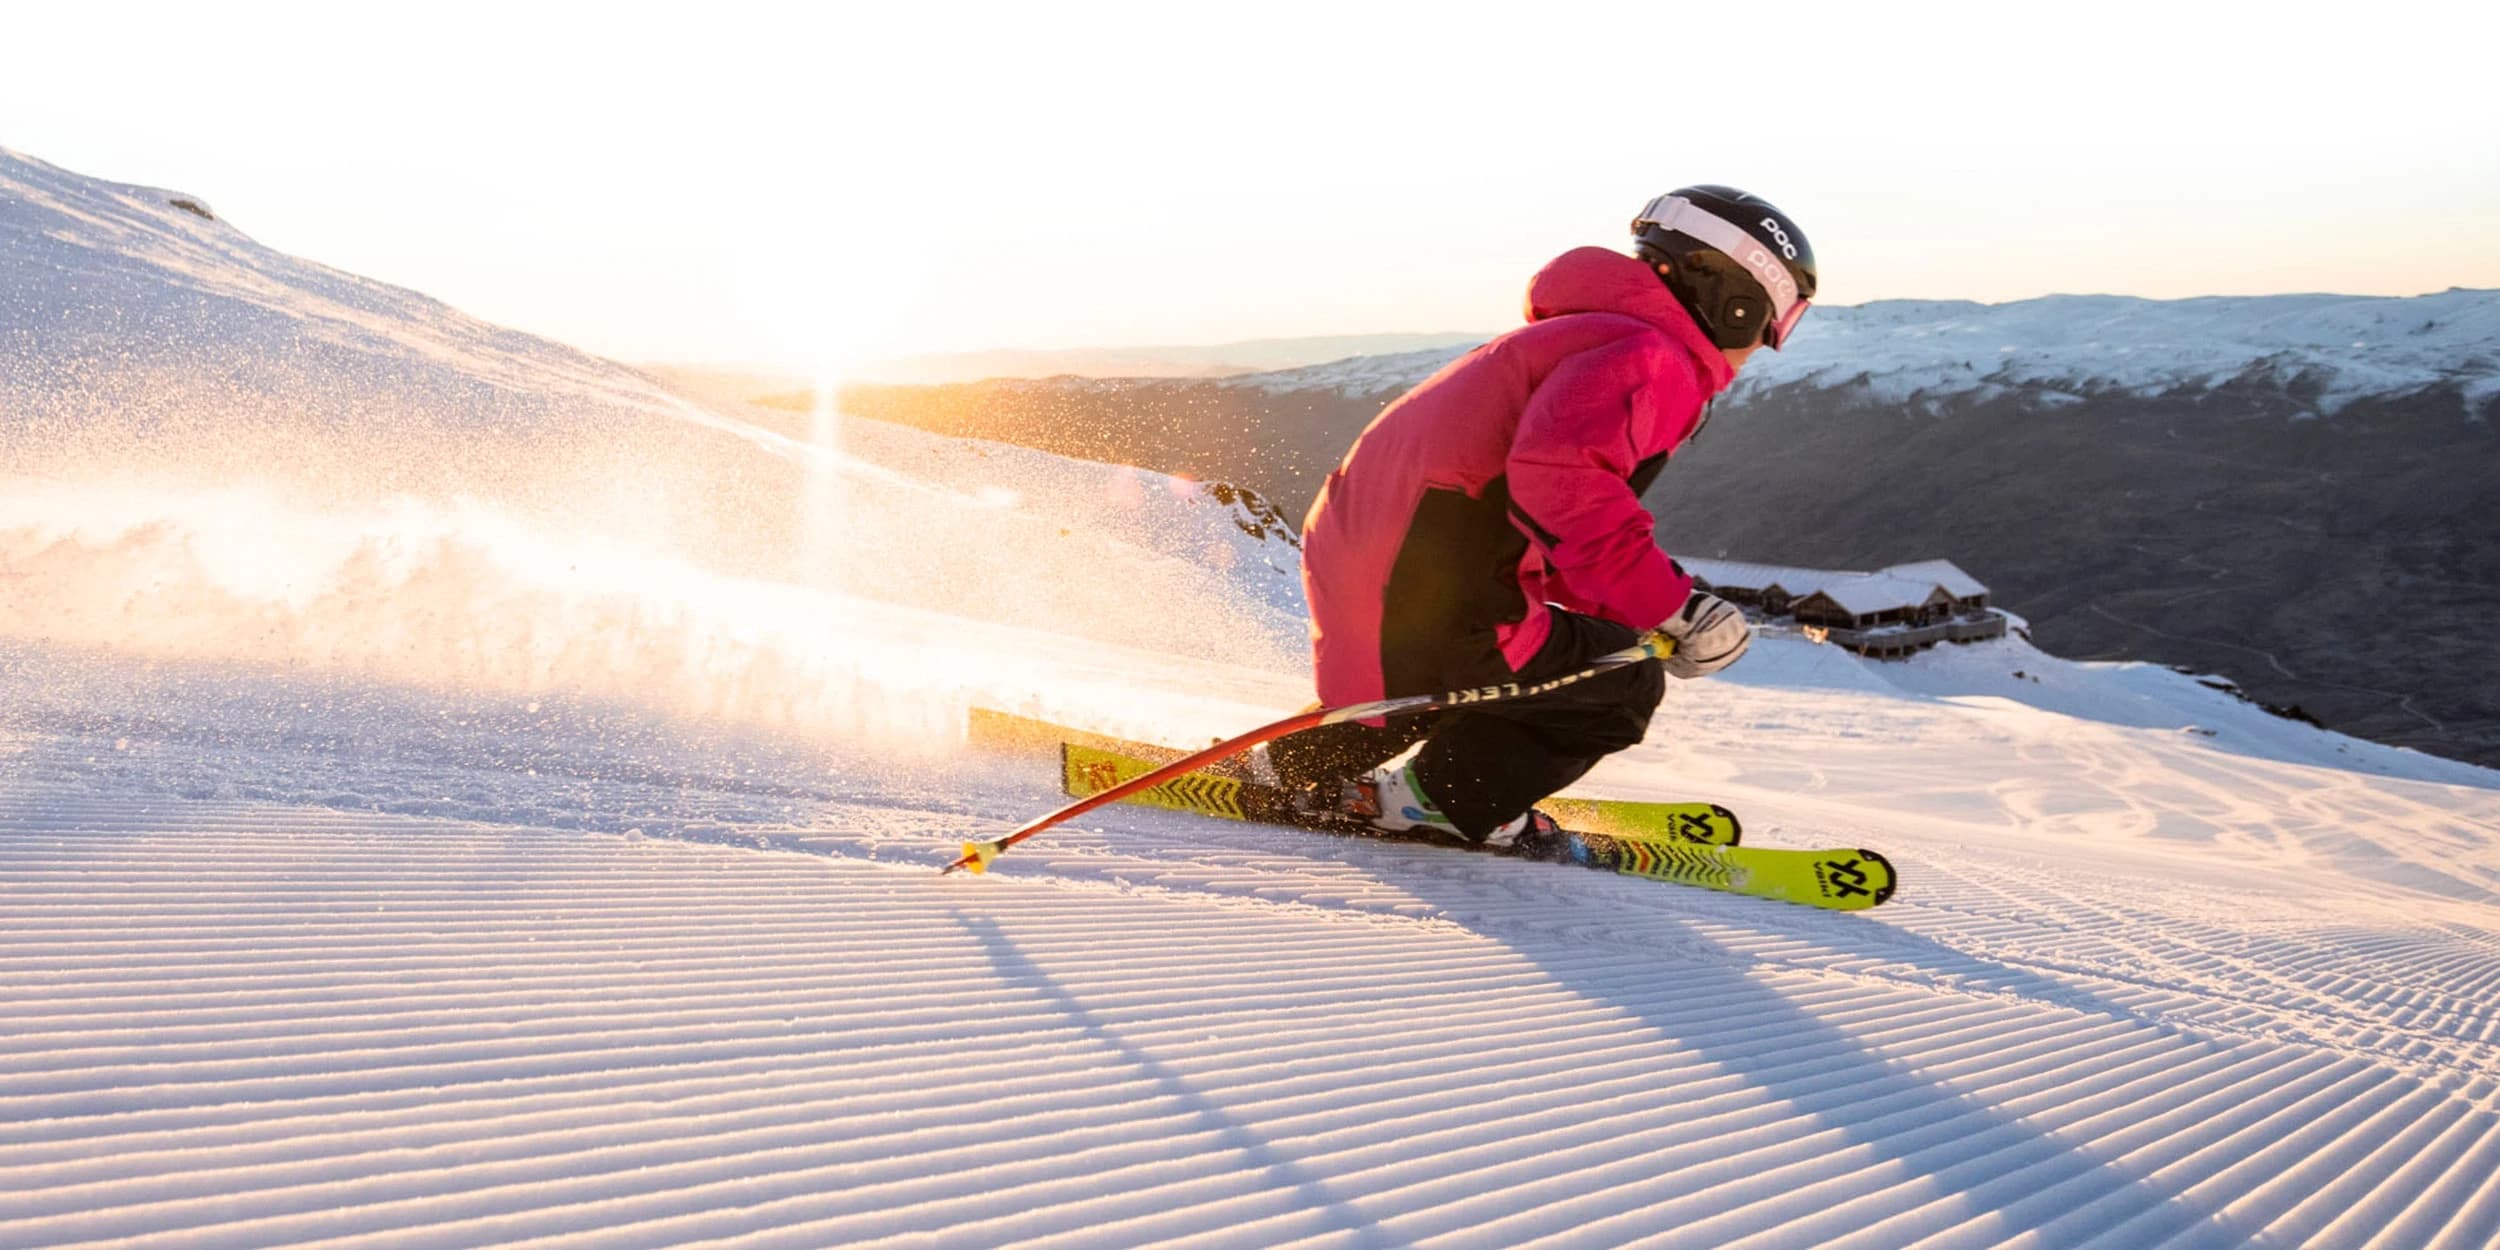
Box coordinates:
[1681,557,2009,659]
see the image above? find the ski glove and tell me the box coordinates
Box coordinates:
[1653,591,1752,679]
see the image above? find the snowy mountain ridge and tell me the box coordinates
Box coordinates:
[1225,287,2500,417]
[0,145,719,431]
[0,138,1297,575]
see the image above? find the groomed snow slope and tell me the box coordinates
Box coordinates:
[6,622,2500,1250]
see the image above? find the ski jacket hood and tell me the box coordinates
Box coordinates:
[1525,247,1735,392]
[1297,246,1736,708]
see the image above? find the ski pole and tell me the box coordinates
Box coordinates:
[943,631,1676,874]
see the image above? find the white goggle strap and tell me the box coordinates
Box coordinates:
[1634,195,1804,325]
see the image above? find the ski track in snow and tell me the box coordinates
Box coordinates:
[6,649,2500,1250]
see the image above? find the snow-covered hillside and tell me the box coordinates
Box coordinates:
[0,144,1309,683]
[1226,288,2500,417]
[0,147,720,434]
[6,149,2500,1249]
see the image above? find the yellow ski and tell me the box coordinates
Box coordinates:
[1057,742,1894,911]
[977,707,1739,845]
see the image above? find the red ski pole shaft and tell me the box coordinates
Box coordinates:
[943,709,1330,874]
[944,632,1674,874]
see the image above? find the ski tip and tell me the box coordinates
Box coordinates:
[1859,847,1898,907]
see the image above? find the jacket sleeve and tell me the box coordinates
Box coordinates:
[1505,336,1698,630]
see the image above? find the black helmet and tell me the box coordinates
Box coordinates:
[1631,185,1818,350]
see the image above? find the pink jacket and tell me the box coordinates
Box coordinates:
[1301,246,1733,706]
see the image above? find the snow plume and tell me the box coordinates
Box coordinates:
[0,375,1310,752]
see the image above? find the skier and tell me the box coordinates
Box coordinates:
[1267,185,1818,845]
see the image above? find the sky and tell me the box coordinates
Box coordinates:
[4,0,2497,371]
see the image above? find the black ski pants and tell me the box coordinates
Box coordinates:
[1268,609,1666,837]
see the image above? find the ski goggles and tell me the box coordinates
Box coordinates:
[1634,194,1812,349]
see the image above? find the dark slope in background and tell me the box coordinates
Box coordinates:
[1655,380,2497,761]
[786,296,2500,767]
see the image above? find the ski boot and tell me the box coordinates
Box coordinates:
[1343,762,1562,850]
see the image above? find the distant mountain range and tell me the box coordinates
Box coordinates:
[642,335,1501,399]
[837,333,1495,386]
[815,291,2500,767]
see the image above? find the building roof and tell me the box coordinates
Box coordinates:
[1876,559,1990,600]
[1686,556,1991,619]
[1803,574,1958,617]
[1681,558,1842,598]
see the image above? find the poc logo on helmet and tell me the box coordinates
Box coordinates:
[1759,217,1799,260]
[1738,246,1799,305]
